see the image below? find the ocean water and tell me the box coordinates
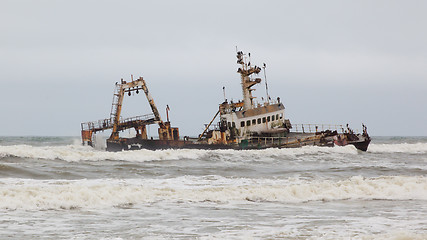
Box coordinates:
[0,136,426,240]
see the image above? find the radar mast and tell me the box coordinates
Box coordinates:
[236,51,262,110]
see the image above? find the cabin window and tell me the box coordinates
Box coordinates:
[246,120,251,126]
[280,113,283,119]
[241,121,245,127]
[257,118,261,124]
[232,122,236,128]
[272,115,275,121]
[252,119,256,125]
[262,117,266,123]
[267,116,271,122]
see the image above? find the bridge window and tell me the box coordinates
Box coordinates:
[252,119,256,125]
[272,115,275,121]
[280,113,283,119]
[262,117,266,123]
[276,114,279,120]
[241,121,245,127]
[267,116,271,122]
[246,120,251,126]
[232,122,236,128]
[228,122,231,128]
[257,118,261,124]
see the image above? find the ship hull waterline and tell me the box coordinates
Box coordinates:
[106,135,370,152]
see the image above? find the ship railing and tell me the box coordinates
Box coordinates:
[202,122,221,132]
[291,124,360,134]
[291,124,345,134]
[254,99,281,108]
[81,118,114,131]
[245,135,319,147]
[81,113,156,131]
[120,113,156,124]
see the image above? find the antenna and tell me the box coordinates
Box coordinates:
[223,86,226,102]
[166,105,170,122]
[263,63,270,103]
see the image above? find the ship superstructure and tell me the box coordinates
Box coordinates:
[81,50,371,151]
[217,51,290,139]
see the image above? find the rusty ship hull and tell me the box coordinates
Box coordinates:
[105,131,370,152]
[106,139,232,152]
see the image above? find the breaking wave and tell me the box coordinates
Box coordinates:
[0,144,359,162]
[360,232,427,240]
[1,142,426,162]
[1,175,425,210]
[368,143,427,154]
[0,145,207,162]
[202,230,427,240]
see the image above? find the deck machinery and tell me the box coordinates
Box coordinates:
[81,50,371,151]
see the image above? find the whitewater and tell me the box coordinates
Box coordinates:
[0,136,426,239]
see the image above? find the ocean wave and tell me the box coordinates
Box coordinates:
[0,175,425,210]
[360,232,427,240]
[368,143,427,154]
[202,230,427,240]
[1,142,426,162]
[0,144,360,162]
[0,145,208,162]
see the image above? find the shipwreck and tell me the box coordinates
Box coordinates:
[81,51,371,151]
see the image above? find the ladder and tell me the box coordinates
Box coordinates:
[110,84,121,122]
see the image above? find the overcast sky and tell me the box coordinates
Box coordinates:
[1,0,426,137]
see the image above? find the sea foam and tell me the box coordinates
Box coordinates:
[368,143,427,154]
[0,144,359,162]
[0,145,207,162]
[1,142,426,163]
[1,175,426,210]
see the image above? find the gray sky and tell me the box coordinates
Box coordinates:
[1,0,426,136]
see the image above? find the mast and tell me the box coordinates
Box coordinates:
[236,51,262,110]
[263,63,270,103]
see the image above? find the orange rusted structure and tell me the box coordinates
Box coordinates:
[81,76,178,147]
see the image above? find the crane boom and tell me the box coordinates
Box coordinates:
[139,78,163,123]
